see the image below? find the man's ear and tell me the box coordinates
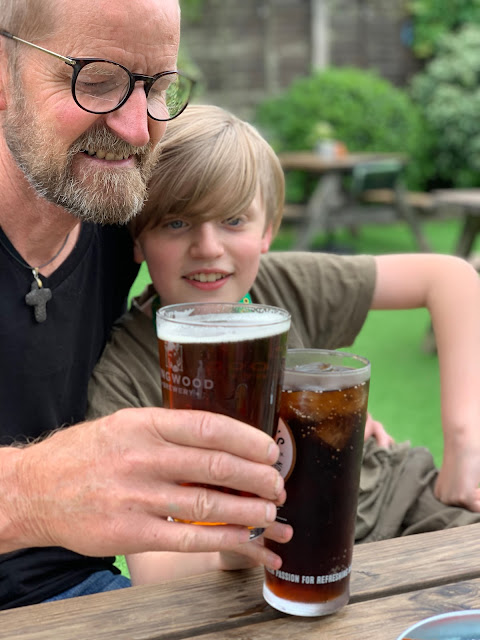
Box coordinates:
[133,239,146,264]
[261,223,273,253]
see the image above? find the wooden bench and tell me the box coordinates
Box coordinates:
[282,191,435,226]
[360,189,435,213]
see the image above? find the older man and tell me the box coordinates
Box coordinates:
[0,0,285,609]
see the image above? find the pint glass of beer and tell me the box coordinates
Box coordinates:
[263,349,370,616]
[156,302,291,534]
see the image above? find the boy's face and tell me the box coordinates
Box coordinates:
[134,193,272,306]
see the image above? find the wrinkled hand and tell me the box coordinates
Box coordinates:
[364,412,394,448]
[1,407,285,556]
[218,521,293,572]
[435,440,480,512]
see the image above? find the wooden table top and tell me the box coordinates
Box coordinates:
[434,188,480,210]
[2,523,480,640]
[278,151,408,173]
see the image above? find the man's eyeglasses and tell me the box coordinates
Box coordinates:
[0,30,195,122]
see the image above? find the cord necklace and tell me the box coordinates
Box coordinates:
[0,229,71,322]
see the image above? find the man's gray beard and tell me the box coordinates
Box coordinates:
[3,103,161,225]
[54,150,160,226]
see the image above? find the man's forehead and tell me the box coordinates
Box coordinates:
[52,0,179,20]
[50,0,180,59]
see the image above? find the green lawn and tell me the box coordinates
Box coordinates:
[129,217,478,468]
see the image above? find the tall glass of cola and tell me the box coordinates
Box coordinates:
[156,302,291,536]
[263,348,370,616]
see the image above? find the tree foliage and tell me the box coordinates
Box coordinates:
[409,0,480,58]
[411,24,480,187]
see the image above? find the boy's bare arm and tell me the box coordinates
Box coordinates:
[372,253,480,511]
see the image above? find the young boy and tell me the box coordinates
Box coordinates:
[88,104,480,584]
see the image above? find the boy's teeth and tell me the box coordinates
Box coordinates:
[190,273,225,283]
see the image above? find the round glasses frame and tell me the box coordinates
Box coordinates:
[70,58,193,121]
[0,30,195,122]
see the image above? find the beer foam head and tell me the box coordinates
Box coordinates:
[157,303,291,343]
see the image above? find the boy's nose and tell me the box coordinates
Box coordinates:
[190,224,225,259]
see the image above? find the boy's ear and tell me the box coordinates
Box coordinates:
[261,223,273,253]
[133,239,146,264]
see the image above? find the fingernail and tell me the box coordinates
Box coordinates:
[267,441,280,464]
[283,525,294,542]
[238,527,252,543]
[266,553,282,571]
[275,488,287,506]
[266,502,277,522]
[274,473,284,498]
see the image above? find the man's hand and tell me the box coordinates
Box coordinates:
[218,521,293,572]
[0,407,285,555]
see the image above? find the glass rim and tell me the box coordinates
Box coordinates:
[396,609,480,640]
[283,348,370,388]
[156,301,291,328]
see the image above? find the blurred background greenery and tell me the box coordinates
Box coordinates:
[180,0,480,196]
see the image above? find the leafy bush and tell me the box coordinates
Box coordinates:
[408,0,480,59]
[410,24,480,188]
[254,67,433,202]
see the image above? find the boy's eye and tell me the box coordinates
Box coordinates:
[224,217,243,227]
[166,219,186,230]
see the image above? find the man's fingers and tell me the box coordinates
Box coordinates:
[158,447,284,501]
[158,484,279,529]
[221,542,282,571]
[148,521,254,554]
[220,522,293,571]
[144,407,280,464]
[263,520,293,544]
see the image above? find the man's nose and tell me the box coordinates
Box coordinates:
[102,86,153,148]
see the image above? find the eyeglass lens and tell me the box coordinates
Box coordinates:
[74,61,190,120]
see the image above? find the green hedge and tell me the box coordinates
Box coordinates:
[411,24,480,188]
[255,67,434,202]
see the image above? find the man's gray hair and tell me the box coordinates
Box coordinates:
[0,0,54,67]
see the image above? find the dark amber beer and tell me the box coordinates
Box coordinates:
[263,349,370,616]
[156,302,291,530]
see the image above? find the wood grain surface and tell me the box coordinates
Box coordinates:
[1,523,479,640]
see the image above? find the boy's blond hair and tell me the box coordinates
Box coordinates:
[130,104,285,239]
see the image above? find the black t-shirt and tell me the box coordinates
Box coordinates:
[0,222,139,609]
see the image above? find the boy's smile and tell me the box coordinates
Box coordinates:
[184,269,232,289]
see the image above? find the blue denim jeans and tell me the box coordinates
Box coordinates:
[43,571,131,602]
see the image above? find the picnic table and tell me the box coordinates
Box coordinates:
[278,151,432,252]
[1,522,479,639]
[434,189,480,259]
